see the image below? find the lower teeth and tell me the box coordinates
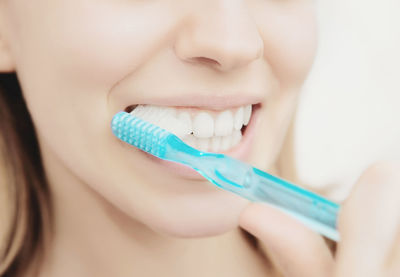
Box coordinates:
[182,130,242,152]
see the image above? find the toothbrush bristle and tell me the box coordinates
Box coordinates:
[111,111,170,157]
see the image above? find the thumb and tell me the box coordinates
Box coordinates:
[239,202,334,277]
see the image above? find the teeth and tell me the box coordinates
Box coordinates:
[232,130,242,146]
[129,104,254,151]
[164,107,177,117]
[130,105,191,138]
[234,106,244,130]
[197,138,210,152]
[177,112,192,136]
[220,135,232,151]
[211,136,221,152]
[214,110,233,136]
[182,133,241,153]
[243,105,252,126]
[192,112,214,138]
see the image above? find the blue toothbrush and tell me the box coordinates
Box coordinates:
[111,111,340,241]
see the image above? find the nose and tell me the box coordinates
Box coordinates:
[174,1,264,72]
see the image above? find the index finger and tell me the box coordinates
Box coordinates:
[240,202,334,277]
[335,162,400,277]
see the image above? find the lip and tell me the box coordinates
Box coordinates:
[142,104,261,180]
[118,93,264,112]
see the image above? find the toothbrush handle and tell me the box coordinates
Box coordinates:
[246,167,340,241]
[163,135,340,241]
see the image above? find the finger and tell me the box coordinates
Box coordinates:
[239,202,334,277]
[334,161,400,277]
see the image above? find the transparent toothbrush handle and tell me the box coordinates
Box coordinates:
[163,136,340,241]
[244,167,340,241]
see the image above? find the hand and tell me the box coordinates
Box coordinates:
[239,161,400,277]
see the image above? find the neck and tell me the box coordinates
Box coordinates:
[35,141,271,277]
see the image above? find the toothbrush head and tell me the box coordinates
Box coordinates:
[111,111,171,158]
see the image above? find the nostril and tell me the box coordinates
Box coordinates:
[191,57,221,67]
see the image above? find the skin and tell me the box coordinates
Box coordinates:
[240,161,400,277]
[5,0,397,277]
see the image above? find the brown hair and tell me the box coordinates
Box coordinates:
[0,73,52,277]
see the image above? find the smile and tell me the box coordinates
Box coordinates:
[125,103,259,153]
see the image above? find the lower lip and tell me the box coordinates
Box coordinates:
[144,105,261,180]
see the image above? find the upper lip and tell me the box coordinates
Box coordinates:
[119,93,264,112]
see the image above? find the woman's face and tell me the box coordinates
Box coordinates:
[1,0,316,236]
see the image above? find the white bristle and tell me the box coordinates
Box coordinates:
[147,107,160,124]
[141,107,154,121]
[130,105,143,116]
[129,105,192,139]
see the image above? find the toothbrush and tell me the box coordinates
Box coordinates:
[111,111,340,241]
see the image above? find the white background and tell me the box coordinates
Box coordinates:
[284,0,400,201]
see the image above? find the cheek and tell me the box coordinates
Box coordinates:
[7,0,184,153]
[5,0,188,206]
[51,2,180,89]
[11,0,181,92]
[255,3,317,87]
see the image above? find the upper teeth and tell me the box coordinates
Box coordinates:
[130,104,253,152]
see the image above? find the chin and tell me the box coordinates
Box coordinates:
[140,192,250,238]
